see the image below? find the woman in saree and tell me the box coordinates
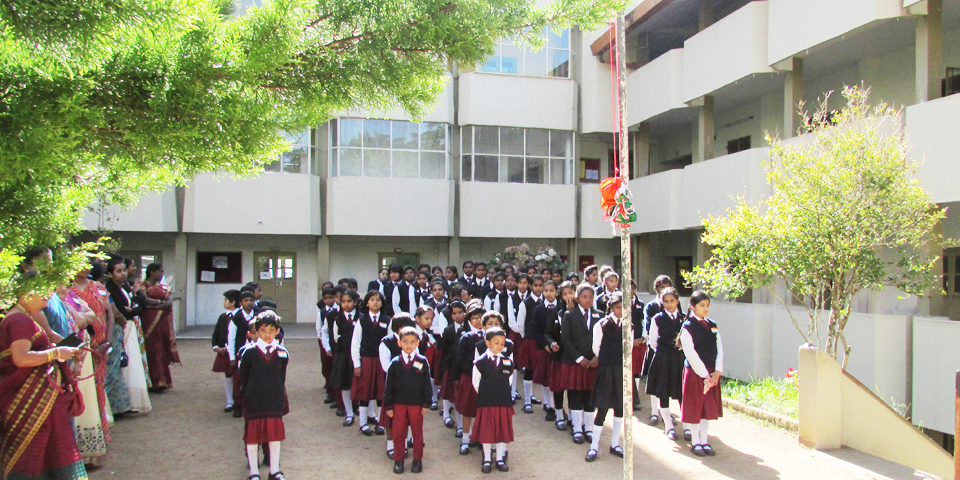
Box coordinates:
[0,285,86,480]
[137,263,179,390]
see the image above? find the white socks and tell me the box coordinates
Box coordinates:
[358,405,368,423]
[686,422,701,445]
[224,378,234,405]
[268,441,280,474]
[341,390,354,417]
[368,400,378,419]
[612,417,623,448]
[246,445,258,475]
[541,386,551,408]
[482,444,492,461]
[584,411,596,432]
[442,400,452,420]
[496,442,506,461]
[462,432,471,446]
[570,410,584,434]
[523,380,533,404]
[650,396,659,414]
[590,423,603,451]
[387,439,394,451]
[660,407,674,432]
[432,383,439,402]
[699,419,710,445]
[455,411,463,429]
[511,371,519,397]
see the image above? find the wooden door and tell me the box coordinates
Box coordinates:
[378,253,420,270]
[254,252,297,323]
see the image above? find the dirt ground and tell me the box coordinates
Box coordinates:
[87,338,918,480]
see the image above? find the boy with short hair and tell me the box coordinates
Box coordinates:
[229,290,258,417]
[384,326,433,474]
[317,286,339,404]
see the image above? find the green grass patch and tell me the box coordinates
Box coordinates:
[722,375,799,421]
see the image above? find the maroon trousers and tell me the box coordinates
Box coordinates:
[232,368,243,410]
[391,404,424,462]
[319,340,334,395]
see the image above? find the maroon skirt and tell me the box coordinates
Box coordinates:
[548,359,565,392]
[244,418,286,444]
[353,356,385,402]
[212,351,232,375]
[439,369,458,402]
[378,409,393,429]
[531,349,551,386]
[631,343,646,375]
[473,405,515,444]
[515,338,537,370]
[453,373,478,417]
[507,330,522,349]
[557,362,597,392]
[680,366,723,424]
[424,344,439,379]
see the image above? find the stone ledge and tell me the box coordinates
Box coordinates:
[723,397,799,433]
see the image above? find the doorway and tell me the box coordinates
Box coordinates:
[943,248,960,320]
[379,253,420,270]
[675,256,693,297]
[119,251,163,282]
[254,252,297,323]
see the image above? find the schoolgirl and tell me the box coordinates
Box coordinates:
[483,272,505,313]
[531,280,561,423]
[559,283,601,444]
[453,303,486,454]
[380,264,403,318]
[629,280,645,411]
[443,266,459,287]
[422,281,449,335]
[678,291,724,457]
[494,272,523,401]
[437,301,466,430]
[585,292,626,462]
[330,290,361,426]
[583,265,600,292]
[642,274,675,417]
[543,280,575,430]
[515,275,544,413]
[414,272,431,305]
[238,311,289,480]
[316,286,339,405]
[413,305,439,410]
[212,289,241,412]
[594,271,621,313]
[644,286,687,440]
[378,313,418,460]
[472,327,515,474]
[229,290,259,418]
[351,290,389,435]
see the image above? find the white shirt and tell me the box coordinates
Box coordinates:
[317,304,338,351]
[256,338,278,354]
[574,306,592,364]
[648,308,679,352]
[494,290,521,332]
[225,307,243,361]
[379,335,397,373]
[472,349,513,393]
[331,309,356,345]
[679,315,724,378]
[592,314,622,359]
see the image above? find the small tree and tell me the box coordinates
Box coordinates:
[687,86,944,368]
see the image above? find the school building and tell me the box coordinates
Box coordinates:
[86,0,960,444]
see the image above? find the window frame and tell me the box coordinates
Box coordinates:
[460,126,573,185]
[478,27,571,79]
[328,118,451,180]
[264,129,316,175]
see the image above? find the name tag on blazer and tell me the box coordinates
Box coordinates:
[379,322,388,328]
[502,369,511,375]
[413,361,424,370]
[278,351,288,358]
[502,359,511,366]
[592,313,601,319]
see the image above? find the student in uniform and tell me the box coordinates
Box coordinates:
[494,272,523,401]
[628,281,645,411]
[594,271,621,313]
[239,311,289,480]
[473,262,491,299]
[679,291,723,457]
[384,326,434,474]
[431,266,444,278]
[456,260,476,287]
[351,290,389,436]
[368,268,389,293]
[422,280,448,334]
[453,303,485,455]
[412,306,439,410]
[483,272,505,312]
[380,264,403,318]
[559,283,601,445]
[516,275,545,413]
[583,265,600,292]
[418,263,432,275]
[316,286,339,405]
[585,292,626,462]
[443,266,458,287]
[531,280,560,423]
[642,274,675,418]
[414,272,431,305]
[544,280,574,430]
[551,271,564,285]
[436,301,466,430]
[472,327,515,474]
[331,290,361,427]
[379,314,418,461]
[213,289,241,412]
[229,290,259,418]
[645,286,687,440]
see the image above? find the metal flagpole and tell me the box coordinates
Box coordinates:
[614,13,634,480]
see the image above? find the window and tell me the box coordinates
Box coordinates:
[461,126,573,184]
[579,159,600,183]
[726,135,751,155]
[264,130,315,174]
[329,119,450,179]
[479,27,570,78]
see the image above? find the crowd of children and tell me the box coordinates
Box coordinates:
[214,261,725,479]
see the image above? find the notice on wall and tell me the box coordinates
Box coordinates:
[259,271,273,280]
[212,256,229,269]
[200,271,216,282]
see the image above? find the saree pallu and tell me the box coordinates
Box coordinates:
[121,320,151,413]
[70,282,110,441]
[141,284,179,389]
[104,324,130,414]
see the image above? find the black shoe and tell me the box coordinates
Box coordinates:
[411,460,422,473]
[323,395,334,404]
[455,428,463,438]
[503,450,508,462]
[684,429,692,442]
[610,446,624,458]
[224,404,234,413]
[261,452,270,467]
[444,417,455,428]
[268,472,286,480]
[633,403,641,411]
[335,408,346,417]
[496,460,509,472]
[386,449,394,460]
[692,444,706,457]
[666,429,677,440]
[361,424,373,436]
[544,408,556,422]
[232,408,243,418]
[648,414,659,425]
[585,449,598,462]
[375,426,386,436]
[407,438,414,449]
[430,402,438,411]
[572,432,584,444]
[343,416,355,427]
[329,402,339,409]
[459,443,471,455]
[394,460,405,474]
[702,444,716,456]
[585,429,593,442]
[555,419,567,431]
[368,416,379,425]
[530,396,541,405]
[481,461,492,474]
[522,404,533,414]
[469,441,480,449]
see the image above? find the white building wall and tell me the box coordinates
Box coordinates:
[326,237,450,288]
[580,29,614,134]
[83,191,178,233]
[680,147,770,228]
[630,170,683,233]
[908,94,960,204]
[459,183,576,238]
[337,78,455,124]
[911,315,960,434]
[326,177,454,236]
[458,73,576,130]
[627,48,686,125]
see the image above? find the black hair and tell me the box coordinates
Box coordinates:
[259,299,278,312]
[654,275,673,291]
[575,282,595,298]
[559,280,576,294]
[484,327,506,342]
[333,285,347,296]
[429,279,446,290]
[584,265,599,276]
[398,326,420,341]
[418,263,431,272]
[445,265,458,276]
[321,286,336,297]
[431,266,443,274]
[240,290,255,301]
[493,272,505,281]
[689,290,710,310]
[321,281,335,289]
[361,290,385,314]
[337,278,350,286]
[481,311,504,328]
[505,272,518,282]
[543,280,557,290]
[223,289,241,307]
[541,268,552,275]
[474,262,487,269]
[449,283,464,299]
[106,257,125,277]
[245,282,260,290]
[240,285,255,293]
[89,258,105,282]
[392,313,417,332]
[348,278,358,289]
[606,291,624,313]
[530,274,543,284]
[145,263,163,279]
[402,265,416,274]
[254,310,281,330]
[448,300,465,313]
[660,286,680,303]
[122,257,133,269]
[341,289,361,306]
[462,260,474,268]
[566,272,580,282]
[415,305,434,320]
[389,263,402,275]
[517,273,529,284]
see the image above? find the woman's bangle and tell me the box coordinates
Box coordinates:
[47,349,57,363]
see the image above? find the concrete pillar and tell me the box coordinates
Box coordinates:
[695,96,714,163]
[173,232,188,330]
[783,57,804,139]
[915,0,942,104]
[316,236,330,283]
[698,0,714,31]
[798,345,843,450]
[567,237,579,275]
[448,236,460,270]
[634,123,650,178]
[635,233,651,293]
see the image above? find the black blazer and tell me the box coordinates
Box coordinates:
[105,281,142,320]
[367,279,382,294]
[561,306,602,364]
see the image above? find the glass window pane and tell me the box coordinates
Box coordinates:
[475,126,499,154]
[548,27,569,49]
[500,127,524,155]
[363,119,391,148]
[392,121,419,150]
[462,154,473,181]
[340,118,362,147]
[549,49,570,78]
[526,157,546,184]
[282,146,308,173]
[480,46,501,72]
[550,158,572,184]
[421,122,446,151]
[501,43,522,74]
[393,151,419,179]
[524,48,547,77]
[263,158,280,172]
[550,131,571,158]
[330,119,338,147]
[330,148,338,177]
[526,129,549,156]
[340,148,362,176]
[363,149,390,177]
[475,155,499,182]
[501,156,524,183]
[462,127,473,154]
[421,152,445,180]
